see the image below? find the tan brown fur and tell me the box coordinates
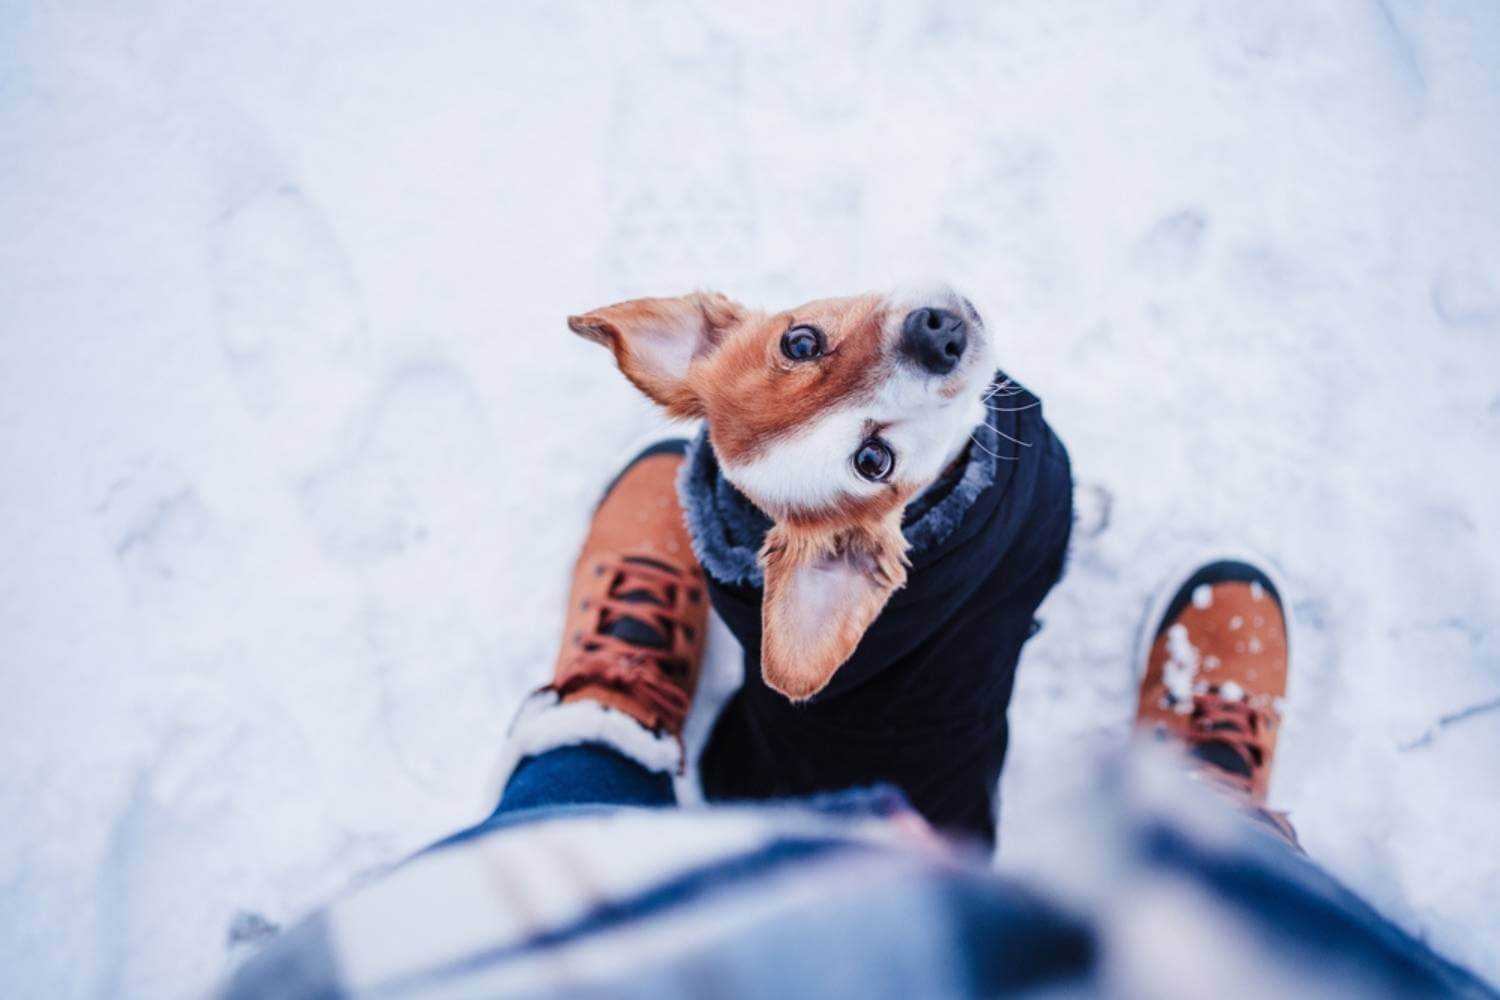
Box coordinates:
[568,292,746,418]
[772,481,912,529]
[758,509,910,702]
[690,294,889,464]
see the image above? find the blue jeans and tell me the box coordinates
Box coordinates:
[426,744,675,852]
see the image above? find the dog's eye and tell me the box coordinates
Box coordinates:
[780,325,825,361]
[853,438,895,482]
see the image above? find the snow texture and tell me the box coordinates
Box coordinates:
[2,2,1498,996]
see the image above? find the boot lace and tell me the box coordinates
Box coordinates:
[553,555,695,734]
[1185,691,1301,849]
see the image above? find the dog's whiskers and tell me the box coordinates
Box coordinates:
[991,426,1034,448]
[981,399,1041,414]
[968,428,1021,462]
[982,384,1027,402]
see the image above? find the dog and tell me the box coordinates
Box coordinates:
[568,286,998,702]
[571,284,1073,841]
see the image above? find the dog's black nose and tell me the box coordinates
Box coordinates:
[900,307,968,375]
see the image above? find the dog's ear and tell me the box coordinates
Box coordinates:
[758,514,909,702]
[568,292,746,417]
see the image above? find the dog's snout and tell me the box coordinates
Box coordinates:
[900,307,968,376]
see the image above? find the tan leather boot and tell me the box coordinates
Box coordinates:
[501,440,710,777]
[1135,558,1300,847]
[550,440,708,734]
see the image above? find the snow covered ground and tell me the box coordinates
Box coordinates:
[3,2,1498,995]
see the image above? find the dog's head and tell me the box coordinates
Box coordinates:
[570,287,994,701]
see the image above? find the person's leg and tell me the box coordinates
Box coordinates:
[429,743,674,852]
[1126,556,1497,997]
[440,439,709,846]
[1133,555,1299,843]
[224,785,1101,1000]
[495,744,673,812]
[1116,792,1498,997]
